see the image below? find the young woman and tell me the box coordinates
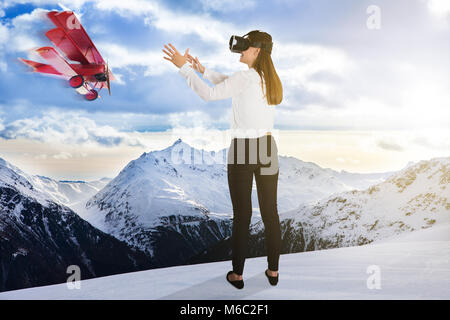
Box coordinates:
[162,30,283,289]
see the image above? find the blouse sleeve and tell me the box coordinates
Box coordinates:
[202,68,229,84]
[178,63,249,101]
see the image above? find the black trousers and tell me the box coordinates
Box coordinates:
[227,134,281,275]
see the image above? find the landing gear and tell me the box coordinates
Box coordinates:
[85,89,98,101]
[69,75,84,88]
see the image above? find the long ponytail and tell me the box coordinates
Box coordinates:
[247,30,283,106]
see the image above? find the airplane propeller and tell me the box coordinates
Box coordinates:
[105,61,111,96]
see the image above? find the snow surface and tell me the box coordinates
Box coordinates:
[1,223,449,300]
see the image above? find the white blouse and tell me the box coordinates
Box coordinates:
[178,63,275,138]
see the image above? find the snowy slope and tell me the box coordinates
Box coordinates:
[81,139,234,262]
[36,177,111,209]
[0,157,52,207]
[0,156,111,209]
[277,156,394,209]
[279,156,450,250]
[0,164,154,292]
[1,222,448,300]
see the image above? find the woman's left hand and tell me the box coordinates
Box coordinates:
[162,43,189,68]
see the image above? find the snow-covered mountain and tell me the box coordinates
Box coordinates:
[276,156,394,209]
[40,177,112,209]
[82,139,233,267]
[79,138,393,267]
[279,156,450,249]
[0,158,153,292]
[2,222,449,300]
[80,138,394,221]
[190,156,450,264]
[0,157,111,209]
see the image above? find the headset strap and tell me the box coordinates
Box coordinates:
[251,41,273,52]
[243,31,273,53]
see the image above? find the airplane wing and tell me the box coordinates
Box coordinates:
[34,46,92,94]
[18,58,63,76]
[36,46,78,77]
[45,11,105,65]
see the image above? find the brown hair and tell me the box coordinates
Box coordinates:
[246,30,283,105]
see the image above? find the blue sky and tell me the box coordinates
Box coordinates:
[0,0,449,179]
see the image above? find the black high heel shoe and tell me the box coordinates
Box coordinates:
[265,269,279,286]
[226,271,244,289]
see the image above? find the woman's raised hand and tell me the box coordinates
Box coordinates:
[162,43,189,69]
[186,53,205,75]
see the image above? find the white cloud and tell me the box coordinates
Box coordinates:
[96,42,170,77]
[1,0,243,76]
[0,21,9,44]
[0,108,148,147]
[1,0,448,134]
[167,110,228,131]
[0,8,49,53]
[1,0,88,11]
[0,60,6,73]
[97,40,240,79]
[34,153,48,159]
[110,72,125,85]
[97,30,354,103]
[53,151,72,159]
[272,42,354,103]
[426,0,450,18]
[200,0,257,12]
[0,21,8,72]
[423,0,450,28]
[93,0,237,44]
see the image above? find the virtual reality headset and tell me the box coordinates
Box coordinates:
[229,31,273,54]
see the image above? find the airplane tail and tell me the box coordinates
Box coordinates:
[18,57,62,75]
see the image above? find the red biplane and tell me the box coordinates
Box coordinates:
[18,10,114,101]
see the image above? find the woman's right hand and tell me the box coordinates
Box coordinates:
[186,53,205,74]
